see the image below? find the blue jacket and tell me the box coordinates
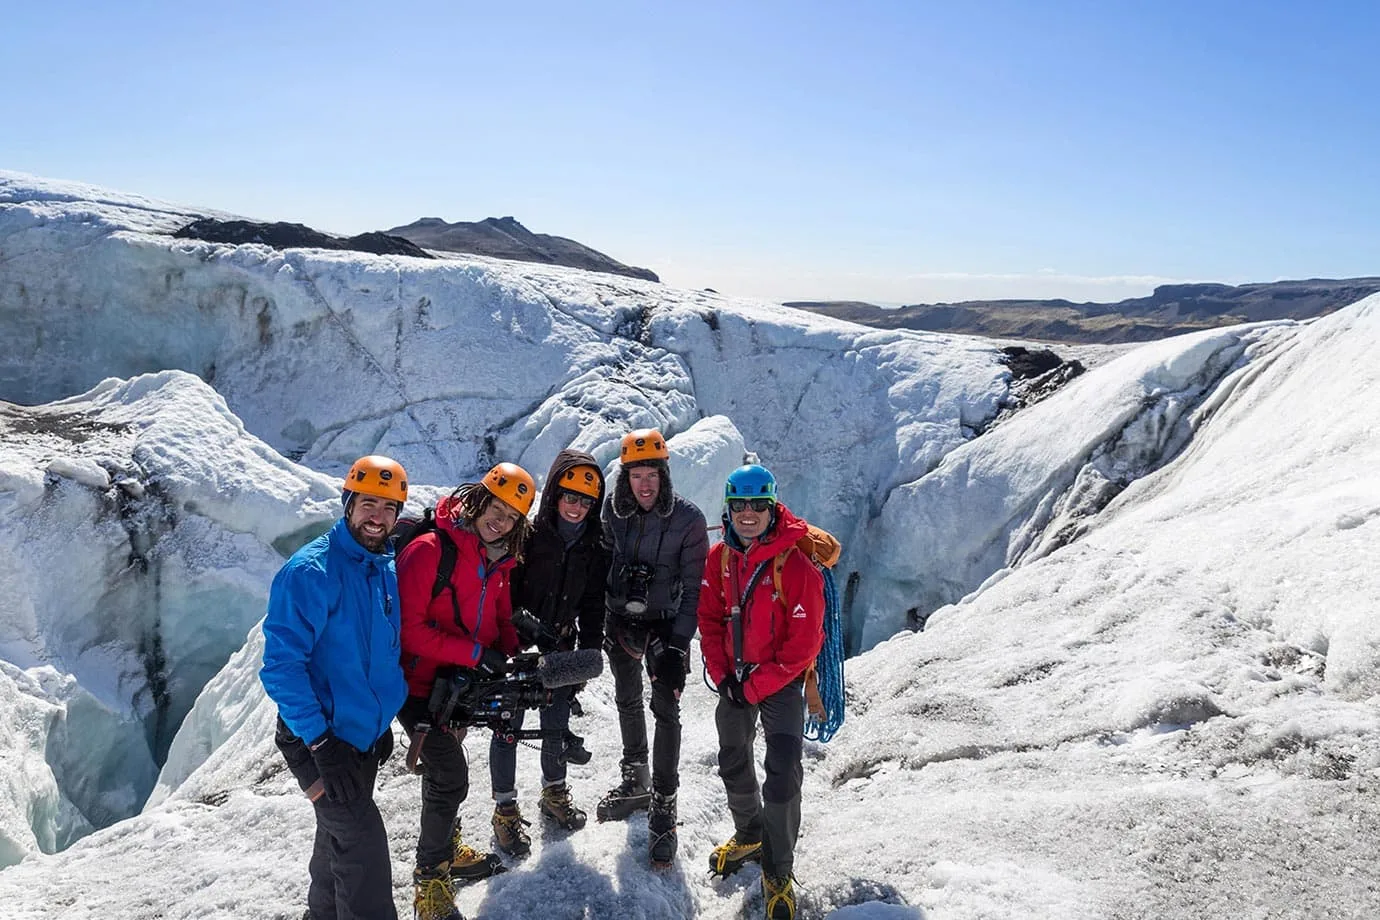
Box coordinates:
[260,518,408,752]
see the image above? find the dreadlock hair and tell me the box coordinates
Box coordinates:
[448,481,533,562]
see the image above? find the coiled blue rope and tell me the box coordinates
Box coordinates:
[804,569,845,742]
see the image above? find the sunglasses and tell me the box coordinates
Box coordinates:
[560,490,596,508]
[727,498,774,514]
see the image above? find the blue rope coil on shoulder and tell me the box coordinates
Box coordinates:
[804,569,845,742]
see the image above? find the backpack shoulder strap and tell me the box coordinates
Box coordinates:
[431,527,458,600]
[771,544,802,600]
[428,527,470,635]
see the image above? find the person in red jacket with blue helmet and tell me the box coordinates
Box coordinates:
[396,462,533,920]
[261,454,410,920]
[698,464,824,920]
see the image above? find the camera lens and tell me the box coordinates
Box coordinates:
[624,562,653,614]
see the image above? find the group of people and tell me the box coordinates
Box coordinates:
[259,428,826,920]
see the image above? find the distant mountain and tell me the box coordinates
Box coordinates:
[387,216,659,282]
[173,218,433,260]
[788,277,1380,343]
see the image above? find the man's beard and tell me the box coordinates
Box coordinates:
[348,518,389,553]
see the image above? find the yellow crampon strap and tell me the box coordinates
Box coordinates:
[709,837,763,876]
[764,876,796,919]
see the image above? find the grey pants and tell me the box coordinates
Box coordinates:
[398,697,469,870]
[606,622,682,794]
[715,678,806,880]
[489,683,576,795]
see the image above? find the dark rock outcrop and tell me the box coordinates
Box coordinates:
[387,216,659,282]
[788,278,1380,344]
[173,218,433,259]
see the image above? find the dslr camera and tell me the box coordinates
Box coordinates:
[623,562,656,615]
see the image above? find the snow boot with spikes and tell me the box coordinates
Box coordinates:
[708,834,762,877]
[648,790,678,867]
[491,802,531,857]
[596,761,651,822]
[448,825,505,883]
[763,875,796,920]
[540,782,588,830]
[413,863,464,920]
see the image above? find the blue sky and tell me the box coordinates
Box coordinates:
[5,1,1378,304]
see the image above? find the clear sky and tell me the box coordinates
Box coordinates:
[5,1,1378,305]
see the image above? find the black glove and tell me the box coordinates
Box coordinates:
[310,732,363,803]
[718,674,749,708]
[374,727,394,767]
[477,646,509,676]
[653,635,689,693]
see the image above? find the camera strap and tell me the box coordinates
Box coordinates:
[727,553,772,680]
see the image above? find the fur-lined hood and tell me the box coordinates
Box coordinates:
[610,459,675,518]
[536,448,607,531]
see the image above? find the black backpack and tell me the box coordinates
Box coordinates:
[392,508,466,629]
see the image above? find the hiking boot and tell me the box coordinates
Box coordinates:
[708,834,763,877]
[763,875,796,920]
[647,790,678,867]
[596,761,651,822]
[449,825,505,883]
[491,802,531,857]
[539,782,588,830]
[413,863,464,920]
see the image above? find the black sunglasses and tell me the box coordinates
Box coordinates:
[560,490,596,508]
[727,498,774,513]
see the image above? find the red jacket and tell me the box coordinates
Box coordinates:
[697,503,825,705]
[398,494,521,698]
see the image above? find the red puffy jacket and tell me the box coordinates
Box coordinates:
[398,494,521,698]
[697,502,824,705]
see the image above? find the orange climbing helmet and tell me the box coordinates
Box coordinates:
[620,428,669,464]
[482,462,536,515]
[559,464,602,499]
[342,455,408,507]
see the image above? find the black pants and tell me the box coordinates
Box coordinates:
[605,616,682,794]
[275,719,397,920]
[714,679,806,880]
[490,683,576,794]
[398,696,470,870]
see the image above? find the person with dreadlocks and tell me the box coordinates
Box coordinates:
[397,462,535,920]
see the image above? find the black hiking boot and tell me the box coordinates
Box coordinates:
[596,761,650,822]
[648,790,678,868]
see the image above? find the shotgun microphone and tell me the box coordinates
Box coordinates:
[537,648,604,689]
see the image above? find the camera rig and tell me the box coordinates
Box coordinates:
[406,651,596,773]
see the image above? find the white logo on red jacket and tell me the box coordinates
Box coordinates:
[791,603,806,619]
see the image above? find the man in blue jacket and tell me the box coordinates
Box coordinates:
[261,455,411,920]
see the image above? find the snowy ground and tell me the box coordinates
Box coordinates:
[1,174,1378,918]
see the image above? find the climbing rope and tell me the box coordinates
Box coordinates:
[804,569,845,742]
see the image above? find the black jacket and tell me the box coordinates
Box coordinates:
[602,459,709,644]
[511,449,610,652]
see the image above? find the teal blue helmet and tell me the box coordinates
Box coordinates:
[724,464,777,503]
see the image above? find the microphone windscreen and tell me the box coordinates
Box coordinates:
[538,648,604,689]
